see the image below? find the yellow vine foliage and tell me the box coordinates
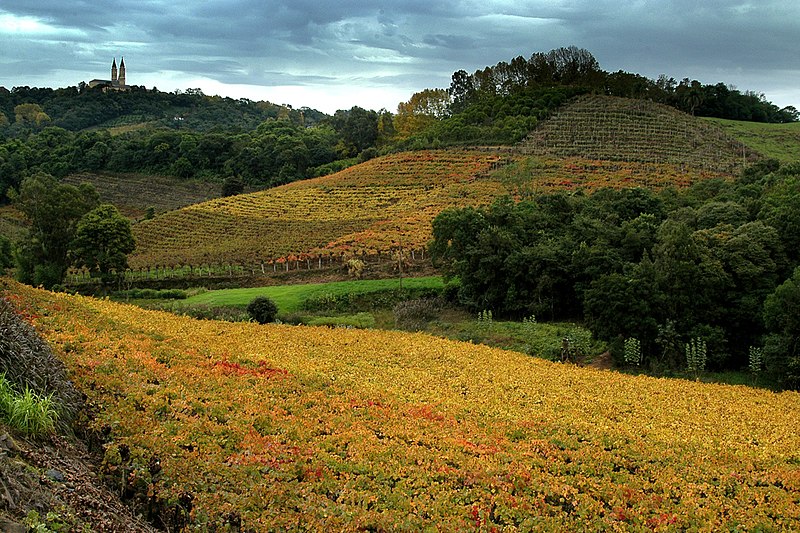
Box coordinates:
[5,280,797,531]
[129,150,729,270]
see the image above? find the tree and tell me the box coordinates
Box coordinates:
[14,103,51,127]
[330,107,379,156]
[247,296,279,324]
[70,204,135,286]
[221,176,245,197]
[584,261,664,357]
[12,173,99,288]
[394,89,451,138]
[0,234,12,271]
[762,267,800,389]
[448,69,477,113]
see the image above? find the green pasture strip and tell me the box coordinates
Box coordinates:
[703,117,800,162]
[180,276,444,313]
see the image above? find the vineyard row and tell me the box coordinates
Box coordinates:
[66,248,429,285]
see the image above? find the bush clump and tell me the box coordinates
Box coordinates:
[247,296,279,324]
[305,313,376,329]
[115,288,188,300]
[178,304,249,322]
[394,298,442,331]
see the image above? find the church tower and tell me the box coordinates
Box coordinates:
[118,57,126,87]
[111,58,118,84]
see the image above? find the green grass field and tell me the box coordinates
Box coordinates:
[702,117,800,162]
[178,276,444,314]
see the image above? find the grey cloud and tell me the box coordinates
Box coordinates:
[1,0,798,111]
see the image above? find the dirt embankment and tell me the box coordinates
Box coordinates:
[0,294,157,531]
[1,430,156,532]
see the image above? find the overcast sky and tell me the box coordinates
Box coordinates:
[1,1,798,114]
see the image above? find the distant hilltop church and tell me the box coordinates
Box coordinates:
[88,57,128,90]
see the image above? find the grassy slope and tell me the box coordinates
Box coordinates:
[180,276,443,313]
[5,281,800,530]
[702,117,800,162]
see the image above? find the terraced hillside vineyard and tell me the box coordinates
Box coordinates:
[129,150,507,269]
[4,281,799,530]
[521,95,760,172]
[129,147,731,271]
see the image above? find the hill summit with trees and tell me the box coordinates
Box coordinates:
[2,47,796,203]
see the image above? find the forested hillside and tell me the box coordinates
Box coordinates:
[0,85,320,133]
[3,46,796,206]
[431,159,800,387]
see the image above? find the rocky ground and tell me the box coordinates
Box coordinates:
[0,429,157,532]
[1,293,158,532]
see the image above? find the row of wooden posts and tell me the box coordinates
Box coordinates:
[65,248,427,284]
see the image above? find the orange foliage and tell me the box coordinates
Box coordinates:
[5,281,796,530]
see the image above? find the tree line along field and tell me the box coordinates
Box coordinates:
[3,280,799,530]
[126,147,732,272]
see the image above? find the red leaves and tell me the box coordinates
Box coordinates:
[213,360,289,378]
[406,404,446,422]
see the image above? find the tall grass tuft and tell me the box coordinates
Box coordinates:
[0,373,58,436]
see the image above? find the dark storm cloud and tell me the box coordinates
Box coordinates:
[1,0,798,112]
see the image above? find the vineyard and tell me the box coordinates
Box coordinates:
[126,149,731,272]
[61,172,223,219]
[128,150,508,270]
[3,281,799,530]
[520,95,761,173]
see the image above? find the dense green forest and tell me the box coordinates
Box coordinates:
[446,46,799,123]
[2,47,796,204]
[0,88,398,202]
[0,85,325,133]
[430,159,800,388]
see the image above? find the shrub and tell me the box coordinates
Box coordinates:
[748,346,764,375]
[115,288,188,300]
[301,287,443,313]
[624,337,642,367]
[305,313,375,329]
[394,298,442,331]
[686,337,708,375]
[179,304,249,322]
[346,259,365,279]
[222,176,245,197]
[247,296,279,324]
